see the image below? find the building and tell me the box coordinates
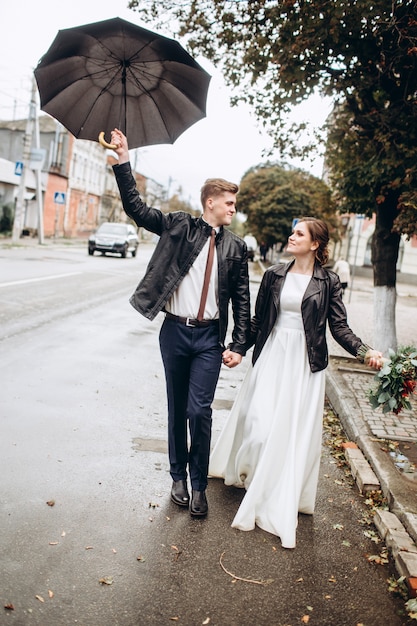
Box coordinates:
[0,115,166,239]
[333,214,417,279]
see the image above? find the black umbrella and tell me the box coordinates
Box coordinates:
[34,17,211,149]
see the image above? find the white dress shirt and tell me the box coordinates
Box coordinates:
[165,225,220,320]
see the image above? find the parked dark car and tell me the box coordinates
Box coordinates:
[88,222,139,258]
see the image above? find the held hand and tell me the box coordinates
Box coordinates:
[364,349,386,370]
[222,349,242,369]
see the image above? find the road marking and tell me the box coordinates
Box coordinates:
[0,272,82,288]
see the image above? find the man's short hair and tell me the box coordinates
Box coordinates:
[200,178,239,209]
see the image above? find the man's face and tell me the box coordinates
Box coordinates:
[205,192,237,227]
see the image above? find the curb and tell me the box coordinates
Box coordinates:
[326,367,417,594]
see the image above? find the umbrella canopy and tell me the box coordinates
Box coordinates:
[34,17,211,149]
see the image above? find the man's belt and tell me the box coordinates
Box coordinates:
[165,312,219,328]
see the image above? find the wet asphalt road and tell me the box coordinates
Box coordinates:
[0,240,413,625]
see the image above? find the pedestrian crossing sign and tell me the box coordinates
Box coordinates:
[54,192,66,204]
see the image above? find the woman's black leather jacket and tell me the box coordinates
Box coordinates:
[113,162,250,355]
[249,260,368,372]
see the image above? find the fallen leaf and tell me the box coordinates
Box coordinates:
[61,531,66,537]
[35,595,45,603]
[325,595,331,599]
[366,553,389,565]
[98,576,113,585]
[112,548,117,554]
[202,619,210,625]
[328,575,337,583]
[296,577,304,583]
[4,604,14,610]
[49,541,59,546]
[333,524,344,531]
[85,546,94,550]
[48,590,54,598]
[342,540,351,547]
[387,575,407,595]
[166,516,171,521]
[363,529,380,543]
[137,555,146,562]
[46,500,55,507]
[169,618,179,622]
[302,616,310,623]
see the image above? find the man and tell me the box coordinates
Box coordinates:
[110,129,250,517]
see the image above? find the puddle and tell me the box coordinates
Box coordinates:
[132,437,167,453]
[389,448,417,481]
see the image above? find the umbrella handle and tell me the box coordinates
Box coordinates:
[98,131,117,150]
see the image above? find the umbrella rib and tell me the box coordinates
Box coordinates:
[125,65,174,138]
[127,62,205,113]
[74,63,127,136]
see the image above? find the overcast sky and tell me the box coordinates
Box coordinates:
[1,1,331,208]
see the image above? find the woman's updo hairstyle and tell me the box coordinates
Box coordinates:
[298,216,329,266]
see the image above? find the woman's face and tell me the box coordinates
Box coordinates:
[287,221,318,257]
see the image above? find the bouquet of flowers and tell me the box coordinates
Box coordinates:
[367,346,417,415]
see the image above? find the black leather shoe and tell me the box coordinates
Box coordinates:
[190,490,208,517]
[171,480,190,507]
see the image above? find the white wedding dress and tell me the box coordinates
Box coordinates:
[209,273,326,549]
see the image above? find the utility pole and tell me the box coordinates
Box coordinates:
[11,79,37,243]
[33,87,44,244]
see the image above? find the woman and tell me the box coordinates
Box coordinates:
[209,217,382,548]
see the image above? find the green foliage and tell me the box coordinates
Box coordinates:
[237,163,337,247]
[130,4,416,147]
[368,346,417,415]
[129,0,417,247]
[167,193,199,216]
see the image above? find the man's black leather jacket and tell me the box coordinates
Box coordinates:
[113,162,251,355]
[249,260,368,372]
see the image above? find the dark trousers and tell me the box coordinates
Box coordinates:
[159,318,223,491]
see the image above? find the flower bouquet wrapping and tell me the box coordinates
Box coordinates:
[365,346,417,415]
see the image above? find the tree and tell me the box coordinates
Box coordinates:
[167,193,199,216]
[129,0,417,352]
[238,162,337,250]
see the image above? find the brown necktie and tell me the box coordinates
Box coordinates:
[197,229,216,321]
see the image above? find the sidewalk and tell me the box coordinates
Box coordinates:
[326,273,417,447]
[324,275,417,591]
